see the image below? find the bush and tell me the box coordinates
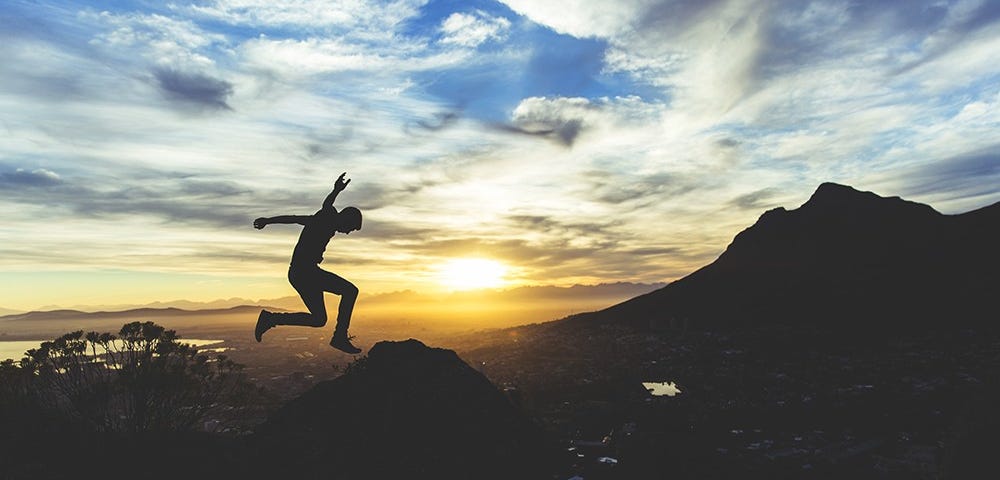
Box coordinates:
[8,321,258,433]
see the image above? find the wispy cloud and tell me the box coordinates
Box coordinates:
[0,166,251,227]
[728,188,780,211]
[153,68,234,109]
[439,11,511,47]
[178,0,427,32]
[902,147,1000,198]
[0,168,63,187]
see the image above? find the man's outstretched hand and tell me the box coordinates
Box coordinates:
[334,172,351,192]
[253,217,268,229]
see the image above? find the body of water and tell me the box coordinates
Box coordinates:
[0,339,223,362]
[643,381,682,397]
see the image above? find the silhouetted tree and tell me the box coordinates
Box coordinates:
[0,357,40,428]
[0,358,31,403]
[13,321,258,433]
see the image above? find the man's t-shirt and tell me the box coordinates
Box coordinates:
[290,209,338,266]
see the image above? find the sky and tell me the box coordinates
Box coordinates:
[1,0,999,311]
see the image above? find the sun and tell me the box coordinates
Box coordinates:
[437,258,509,291]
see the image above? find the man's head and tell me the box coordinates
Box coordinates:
[337,206,362,234]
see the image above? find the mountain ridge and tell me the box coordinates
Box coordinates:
[7,282,665,319]
[559,182,998,330]
[0,305,269,323]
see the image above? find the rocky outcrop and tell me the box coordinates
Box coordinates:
[252,339,546,479]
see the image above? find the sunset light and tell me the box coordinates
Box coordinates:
[0,2,997,477]
[437,258,509,291]
[1,1,998,311]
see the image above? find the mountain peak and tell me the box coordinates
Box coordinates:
[809,181,868,201]
[364,338,469,376]
[800,182,939,216]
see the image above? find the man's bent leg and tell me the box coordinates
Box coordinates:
[318,270,361,354]
[269,289,328,327]
[317,270,358,338]
[334,282,358,338]
[268,267,329,328]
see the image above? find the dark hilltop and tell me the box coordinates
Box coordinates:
[562,182,998,331]
[251,339,546,479]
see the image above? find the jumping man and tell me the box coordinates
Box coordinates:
[253,172,363,354]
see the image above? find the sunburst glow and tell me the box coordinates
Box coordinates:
[437,258,508,291]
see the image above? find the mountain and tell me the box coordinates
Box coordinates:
[0,305,277,339]
[0,305,267,323]
[33,297,262,313]
[251,339,546,479]
[9,283,663,331]
[0,282,665,339]
[563,183,999,329]
[0,309,89,322]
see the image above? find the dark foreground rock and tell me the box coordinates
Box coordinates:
[251,339,547,479]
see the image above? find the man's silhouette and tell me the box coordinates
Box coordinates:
[253,172,363,354]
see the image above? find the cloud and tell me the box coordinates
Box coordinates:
[1,168,253,228]
[239,37,389,75]
[391,235,612,274]
[585,170,701,206]
[0,12,122,104]
[728,188,780,210]
[86,10,225,70]
[439,11,511,47]
[411,111,461,132]
[894,146,1000,203]
[153,68,234,109]
[499,0,645,38]
[496,120,583,146]
[237,35,469,81]
[502,0,1000,136]
[179,0,426,31]
[500,95,660,146]
[0,168,63,187]
[178,179,251,197]
[505,214,621,239]
[743,1,999,99]
[502,0,750,108]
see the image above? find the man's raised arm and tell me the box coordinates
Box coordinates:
[322,172,351,211]
[253,215,310,229]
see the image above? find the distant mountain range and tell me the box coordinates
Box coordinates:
[0,282,664,332]
[0,305,268,323]
[561,182,998,329]
[28,298,265,314]
[15,282,664,315]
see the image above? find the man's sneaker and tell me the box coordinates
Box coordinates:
[330,335,362,354]
[254,310,274,342]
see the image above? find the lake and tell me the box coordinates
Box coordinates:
[643,381,682,397]
[0,339,224,362]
